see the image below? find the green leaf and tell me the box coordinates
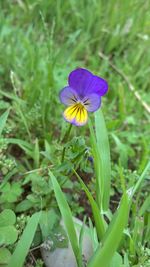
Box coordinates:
[1,138,33,158]
[88,110,111,212]
[2,138,33,150]
[139,194,150,216]
[0,109,10,136]
[73,169,106,240]
[132,217,144,247]
[88,119,102,209]
[95,109,111,211]
[0,210,18,245]
[0,226,18,245]
[15,199,33,212]
[33,138,40,168]
[123,253,130,267]
[111,133,129,168]
[39,209,59,240]
[144,213,150,244]
[78,217,86,257]
[45,225,69,251]
[0,182,23,203]
[0,248,11,265]
[130,161,150,199]
[0,209,16,227]
[49,170,83,267]
[88,193,129,267]
[8,212,41,267]
[110,252,123,267]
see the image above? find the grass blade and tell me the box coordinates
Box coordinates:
[2,138,34,158]
[0,109,10,136]
[33,138,40,168]
[88,193,129,267]
[130,161,150,198]
[95,109,111,211]
[8,212,41,267]
[73,169,106,240]
[88,119,102,209]
[49,170,83,267]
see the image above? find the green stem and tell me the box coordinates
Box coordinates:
[130,161,150,199]
[61,124,72,163]
[88,118,102,210]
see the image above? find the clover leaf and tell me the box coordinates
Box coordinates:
[0,209,18,245]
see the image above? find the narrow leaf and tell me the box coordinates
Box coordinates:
[88,119,102,209]
[88,193,129,267]
[0,109,10,136]
[49,170,83,267]
[34,138,40,168]
[139,194,150,216]
[73,169,106,240]
[8,212,41,267]
[95,109,111,211]
[130,161,150,199]
[2,138,34,158]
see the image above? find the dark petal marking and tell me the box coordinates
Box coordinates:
[63,103,88,127]
[72,104,82,117]
[70,105,78,116]
[83,98,89,103]
[73,95,78,101]
[59,86,79,106]
[82,93,101,112]
[70,98,77,103]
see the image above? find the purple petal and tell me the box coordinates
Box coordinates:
[59,86,79,106]
[68,68,108,98]
[82,93,101,112]
[69,68,93,98]
[90,75,108,96]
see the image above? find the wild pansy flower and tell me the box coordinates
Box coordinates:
[59,68,108,126]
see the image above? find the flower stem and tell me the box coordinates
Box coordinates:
[61,124,72,163]
[88,118,102,210]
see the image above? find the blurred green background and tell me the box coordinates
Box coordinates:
[1,0,150,150]
[0,0,150,170]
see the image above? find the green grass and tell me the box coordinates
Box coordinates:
[0,0,150,266]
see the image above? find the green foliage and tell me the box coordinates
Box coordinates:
[0,247,11,266]
[41,225,69,251]
[0,0,149,266]
[8,212,41,267]
[0,209,18,266]
[88,193,129,267]
[50,170,83,267]
[0,182,23,204]
[39,209,59,240]
[95,109,111,211]
[0,109,10,136]
[74,169,106,240]
[0,209,18,246]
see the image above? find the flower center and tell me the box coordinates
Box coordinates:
[76,101,84,109]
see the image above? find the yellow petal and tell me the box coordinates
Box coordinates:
[63,103,88,126]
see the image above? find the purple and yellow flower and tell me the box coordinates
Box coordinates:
[59,68,108,126]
